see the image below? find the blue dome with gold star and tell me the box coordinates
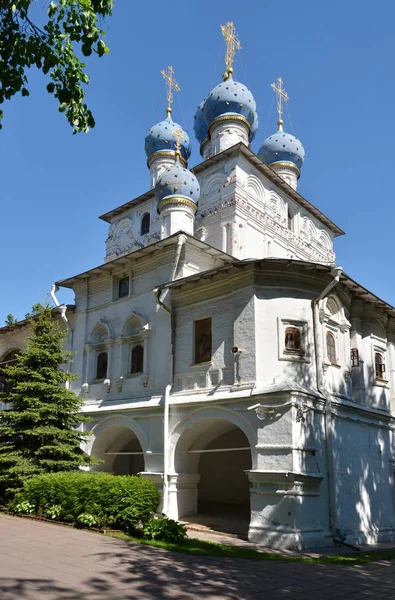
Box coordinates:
[258,122,305,170]
[202,72,258,142]
[193,100,209,146]
[145,116,191,163]
[155,158,200,208]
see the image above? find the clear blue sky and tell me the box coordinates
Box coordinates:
[1,0,394,322]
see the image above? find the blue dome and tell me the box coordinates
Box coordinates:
[193,100,209,145]
[258,126,305,170]
[203,75,258,142]
[145,116,191,163]
[155,160,200,206]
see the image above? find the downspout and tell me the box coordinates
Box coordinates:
[311,265,342,541]
[153,233,186,517]
[51,284,73,389]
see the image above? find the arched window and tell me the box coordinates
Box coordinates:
[375,353,386,379]
[326,332,337,364]
[131,345,144,374]
[96,352,108,380]
[0,350,19,393]
[141,213,150,235]
[284,327,301,352]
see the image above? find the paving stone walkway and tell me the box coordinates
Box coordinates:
[1,514,395,599]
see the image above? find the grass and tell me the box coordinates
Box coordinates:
[105,530,395,565]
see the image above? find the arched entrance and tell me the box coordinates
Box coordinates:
[170,413,254,536]
[90,421,145,476]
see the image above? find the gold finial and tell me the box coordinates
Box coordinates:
[220,21,241,80]
[161,65,180,118]
[271,77,289,131]
[172,125,186,157]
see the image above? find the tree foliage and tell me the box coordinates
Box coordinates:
[0,0,113,133]
[4,314,18,326]
[0,305,95,500]
[24,302,45,320]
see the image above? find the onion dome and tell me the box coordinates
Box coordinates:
[193,100,209,146]
[258,119,305,172]
[155,155,200,212]
[202,69,258,142]
[145,115,191,164]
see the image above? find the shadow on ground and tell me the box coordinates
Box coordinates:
[2,534,395,600]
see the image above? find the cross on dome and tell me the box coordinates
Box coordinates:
[220,21,241,80]
[271,77,289,131]
[161,65,180,118]
[172,126,186,154]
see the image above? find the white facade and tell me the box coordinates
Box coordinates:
[2,139,395,550]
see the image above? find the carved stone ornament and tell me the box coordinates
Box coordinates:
[254,405,276,420]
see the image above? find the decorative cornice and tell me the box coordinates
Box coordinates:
[157,196,198,214]
[270,161,301,178]
[148,150,187,167]
[208,114,251,137]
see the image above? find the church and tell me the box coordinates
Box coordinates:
[1,23,395,550]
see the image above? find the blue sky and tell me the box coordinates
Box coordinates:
[1,0,394,322]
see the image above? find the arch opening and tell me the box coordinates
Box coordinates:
[172,417,252,535]
[91,424,144,476]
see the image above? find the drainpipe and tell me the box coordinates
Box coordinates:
[162,383,172,515]
[152,234,186,517]
[311,265,342,540]
[51,284,73,389]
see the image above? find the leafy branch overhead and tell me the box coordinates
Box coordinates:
[0,0,113,133]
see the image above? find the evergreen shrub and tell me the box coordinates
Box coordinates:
[11,471,160,532]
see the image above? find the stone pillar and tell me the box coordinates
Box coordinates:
[247,470,326,550]
[167,474,200,520]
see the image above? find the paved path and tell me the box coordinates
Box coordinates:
[1,515,395,599]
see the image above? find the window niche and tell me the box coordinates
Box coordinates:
[96,351,108,380]
[113,273,131,301]
[278,318,309,363]
[375,352,386,380]
[141,213,150,235]
[86,323,112,384]
[131,344,144,374]
[326,332,337,365]
[121,313,150,383]
[194,318,212,364]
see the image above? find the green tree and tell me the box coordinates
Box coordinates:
[4,314,18,326]
[0,305,95,500]
[24,302,45,320]
[0,0,112,133]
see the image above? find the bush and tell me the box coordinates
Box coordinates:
[44,504,63,520]
[143,517,187,543]
[11,500,35,515]
[75,513,98,528]
[11,471,160,533]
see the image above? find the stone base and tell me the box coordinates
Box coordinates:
[248,525,331,550]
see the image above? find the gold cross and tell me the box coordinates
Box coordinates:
[271,77,289,123]
[172,126,186,153]
[161,65,180,117]
[220,22,241,74]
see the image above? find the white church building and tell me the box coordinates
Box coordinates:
[1,24,395,550]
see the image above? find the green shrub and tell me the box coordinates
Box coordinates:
[143,517,187,543]
[44,504,63,520]
[11,500,35,515]
[76,513,98,528]
[12,471,160,533]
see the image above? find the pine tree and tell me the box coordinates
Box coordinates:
[0,305,95,500]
